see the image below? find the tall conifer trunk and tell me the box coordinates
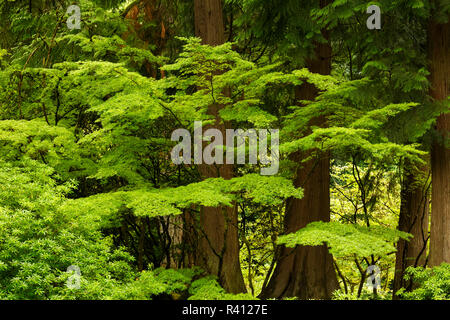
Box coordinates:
[393,162,430,298]
[260,24,339,299]
[189,0,246,293]
[429,17,450,267]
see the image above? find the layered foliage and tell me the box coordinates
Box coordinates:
[0,0,448,300]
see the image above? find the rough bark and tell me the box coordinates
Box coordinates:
[393,162,430,298]
[194,0,225,46]
[429,18,450,267]
[259,28,339,299]
[190,0,246,293]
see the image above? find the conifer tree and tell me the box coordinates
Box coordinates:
[260,1,339,299]
[428,0,450,266]
[394,161,430,296]
[191,0,246,293]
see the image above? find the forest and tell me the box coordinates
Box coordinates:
[0,0,448,301]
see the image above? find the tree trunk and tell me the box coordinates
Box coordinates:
[393,162,430,298]
[123,0,169,78]
[429,17,450,267]
[259,27,339,299]
[190,0,246,293]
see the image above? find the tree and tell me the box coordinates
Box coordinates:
[259,0,339,299]
[393,161,430,297]
[1,0,450,301]
[260,33,339,300]
[189,0,246,293]
[429,2,450,266]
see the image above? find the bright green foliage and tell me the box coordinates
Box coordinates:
[278,221,411,259]
[61,174,302,224]
[0,160,135,300]
[332,289,392,300]
[105,268,204,300]
[397,264,450,300]
[281,73,427,167]
[188,276,257,300]
[161,38,296,128]
[0,120,88,179]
